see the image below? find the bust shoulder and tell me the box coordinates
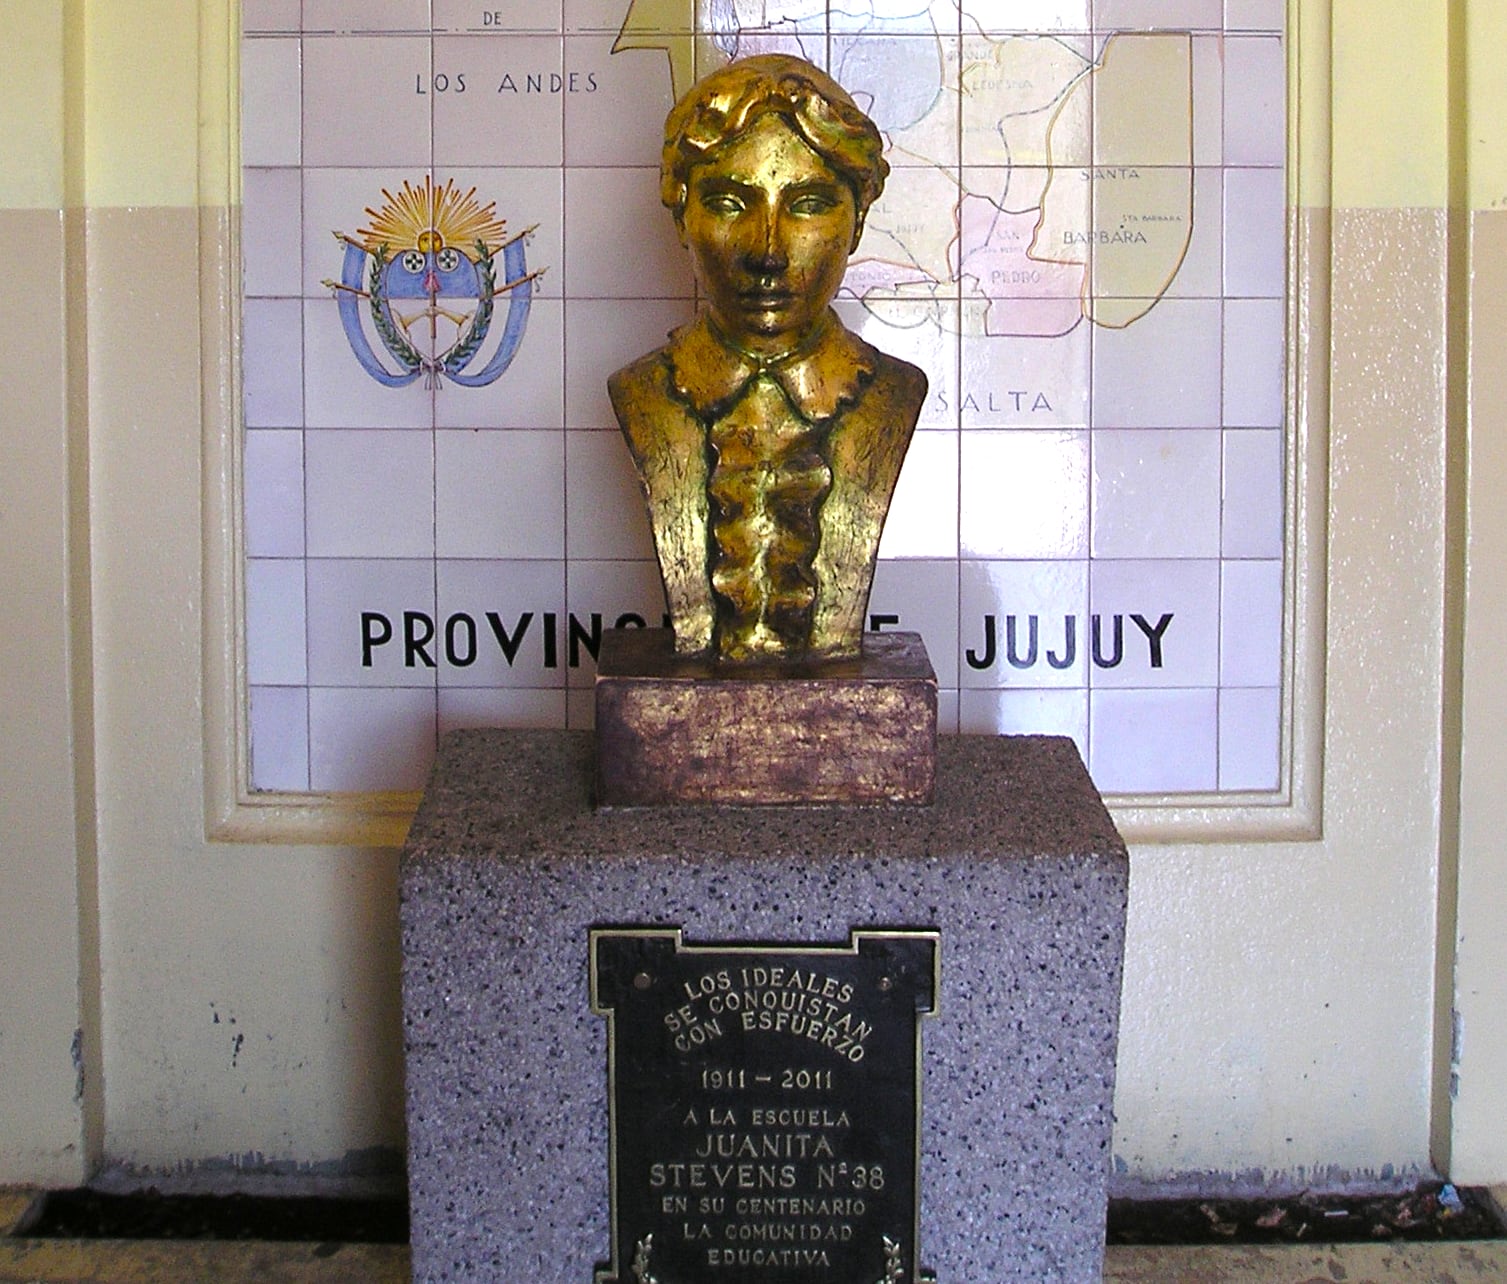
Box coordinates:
[608,346,680,465]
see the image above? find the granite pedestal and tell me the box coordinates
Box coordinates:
[400,729,1129,1283]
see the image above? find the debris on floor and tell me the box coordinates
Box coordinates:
[1108,1182,1502,1245]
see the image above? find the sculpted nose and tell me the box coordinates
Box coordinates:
[745,212,789,274]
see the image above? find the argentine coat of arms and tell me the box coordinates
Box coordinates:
[324,176,541,389]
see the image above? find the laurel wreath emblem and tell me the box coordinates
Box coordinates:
[366,245,423,375]
[442,239,496,374]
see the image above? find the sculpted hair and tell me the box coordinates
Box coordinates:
[661,54,889,222]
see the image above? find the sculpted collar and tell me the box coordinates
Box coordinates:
[663,310,877,423]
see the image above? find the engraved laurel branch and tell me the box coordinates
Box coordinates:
[632,1234,660,1284]
[880,1234,904,1283]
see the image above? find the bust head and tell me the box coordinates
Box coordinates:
[661,55,889,358]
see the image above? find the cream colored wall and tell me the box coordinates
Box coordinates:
[0,0,1503,1190]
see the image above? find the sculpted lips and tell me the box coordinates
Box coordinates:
[739,285,796,309]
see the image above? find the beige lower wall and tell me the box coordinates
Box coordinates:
[1109,209,1449,1189]
[82,206,405,1171]
[1451,207,1507,1182]
[0,207,91,1185]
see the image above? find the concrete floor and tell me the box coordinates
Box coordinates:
[6,1189,1507,1283]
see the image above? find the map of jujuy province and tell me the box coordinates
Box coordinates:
[615,0,1194,339]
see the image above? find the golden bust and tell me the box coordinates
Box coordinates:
[608,54,927,664]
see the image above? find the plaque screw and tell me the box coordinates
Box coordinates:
[633,972,653,991]
[878,976,893,992]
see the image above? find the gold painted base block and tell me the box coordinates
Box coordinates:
[594,629,937,806]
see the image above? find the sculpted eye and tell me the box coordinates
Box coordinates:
[790,194,835,214]
[701,192,744,214]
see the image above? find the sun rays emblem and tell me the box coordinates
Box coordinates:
[323,177,543,388]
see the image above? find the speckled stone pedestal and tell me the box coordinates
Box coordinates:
[400,729,1128,1284]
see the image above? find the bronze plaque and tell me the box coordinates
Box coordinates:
[590,930,938,1283]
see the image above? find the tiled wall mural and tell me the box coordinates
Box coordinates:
[241,0,1286,795]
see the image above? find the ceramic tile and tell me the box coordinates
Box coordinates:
[879,431,960,559]
[432,37,566,168]
[1220,433,1281,568]
[302,36,432,169]
[1089,557,1219,687]
[878,39,958,171]
[564,558,673,685]
[714,14,830,68]
[563,35,678,168]
[832,34,953,150]
[430,162,567,264]
[244,298,305,427]
[1091,296,1222,428]
[565,430,657,561]
[832,5,945,37]
[1224,166,1284,298]
[246,559,309,685]
[242,37,303,167]
[435,0,564,34]
[1089,686,1218,791]
[308,686,437,791]
[431,297,565,430]
[936,688,960,735]
[1226,0,1284,34]
[1095,0,1222,28]
[1091,428,1221,559]
[566,0,692,35]
[306,557,437,687]
[239,0,1289,792]
[305,429,435,558]
[1163,167,1222,299]
[303,0,432,33]
[870,558,960,687]
[1218,684,1280,789]
[832,298,958,429]
[1220,557,1281,686]
[961,36,1095,167]
[855,166,967,301]
[564,166,694,299]
[434,429,565,558]
[1222,296,1284,427]
[435,558,568,686]
[960,431,1090,558]
[249,685,310,791]
[564,297,695,427]
[1085,169,1198,318]
[302,297,434,428]
[243,167,304,297]
[245,430,306,558]
[959,557,1089,688]
[438,687,569,733]
[1092,37,1196,169]
[1190,33,1224,166]
[959,326,1092,428]
[961,0,1091,33]
[960,688,1088,762]
[1222,35,1285,168]
[245,0,301,34]
[958,167,1092,342]
[301,166,404,298]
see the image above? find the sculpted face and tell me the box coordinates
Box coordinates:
[678,113,859,359]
